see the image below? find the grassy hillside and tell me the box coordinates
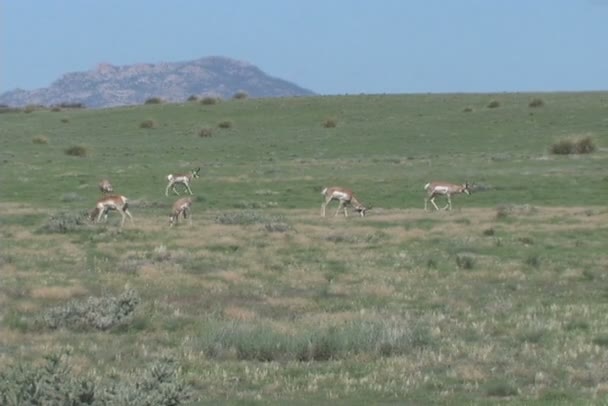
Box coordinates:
[1,93,608,404]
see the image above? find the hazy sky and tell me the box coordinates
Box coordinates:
[2,0,608,95]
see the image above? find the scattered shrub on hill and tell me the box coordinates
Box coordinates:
[64,145,88,157]
[51,106,62,112]
[233,91,248,100]
[0,105,21,113]
[323,118,338,128]
[218,120,233,129]
[198,127,213,138]
[187,95,199,102]
[463,107,474,113]
[528,97,545,108]
[60,117,70,123]
[24,105,40,113]
[42,289,140,331]
[140,119,158,129]
[550,136,596,155]
[487,100,500,109]
[144,97,163,105]
[201,96,220,105]
[32,135,49,144]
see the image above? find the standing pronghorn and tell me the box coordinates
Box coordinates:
[424,181,471,211]
[169,197,193,227]
[98,179,113,194]
[89,194,134,227]
[165,168,200,196]
[321,187,368,217]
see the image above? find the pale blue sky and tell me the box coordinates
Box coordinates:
[2,0,608,95]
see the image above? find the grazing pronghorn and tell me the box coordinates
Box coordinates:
[89,194,134,227]
[424,181,471,211]
[321,187,368,217]
[169,197,193,227]
[98,179,113,194]
[165,168,200,196]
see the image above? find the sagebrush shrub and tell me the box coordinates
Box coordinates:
[218,120,233,129]
[198,128,213,138]
[32,135,49,144]
[39,210,89,233]
[550,136,595,155]
[487,100,500,109]
[43,289,140,331]
[456,254,475,270]
[575,136,596,154]
[323,118,338,128]
[187,95,198,102]
[140,119,158,129]
[233,91,248,100]
[528,98,545,108]
[65,145,88,157]
[201,96,220,105]
[144,97,163,105]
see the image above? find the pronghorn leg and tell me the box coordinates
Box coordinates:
[96,208,105,223]
[430,197,440,211]
[343,204,349,217]
[172,184,180,196]
[321,203,326,217]
[185,184,193,195]
[165,183,172,197]
[444,195,452,211]
[334,202,344,217]
[124,208,134,224]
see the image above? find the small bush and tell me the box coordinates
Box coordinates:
[463,107,473,113]
[525,254,541,268]
[42,289,140,331]
[60,117,70,123]
[529,97,545,108]
[218,120,233,129]
[575,136,596,154]
[187,95,198,102]
[233,91,248,100]
[51,106,62,112]
[264,222,291,233]
[39,211,89,233]
[65,145,88,157]
[201,96,220,105]
[485,380,519,397]
[0,353,191,406]
[323,118,338,128]
[198,128,213,138]
[487,100,500,109]
[140,119,158,129]
[144,97,163,105]
[482,228,495,236]
[32,135,49,144]
[550,136,596,155]
[456,254,475,270]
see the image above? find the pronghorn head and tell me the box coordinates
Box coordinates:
[354,204,369,217]
[192,167,201,179]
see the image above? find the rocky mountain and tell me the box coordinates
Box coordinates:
[0,56,315,108]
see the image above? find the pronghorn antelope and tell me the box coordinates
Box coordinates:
[98,179,113,194]
[89,194,134,226]
[169,197,193,226]
[321,187,368,217]
[165,167,200,196]
[424,181,471,211]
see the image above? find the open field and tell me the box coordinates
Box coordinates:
[1,93,608,404]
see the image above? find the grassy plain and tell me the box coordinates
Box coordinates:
[1,92,608,404]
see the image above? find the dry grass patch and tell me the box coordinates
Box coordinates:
[30,285,88,301]
[223,305,258,321]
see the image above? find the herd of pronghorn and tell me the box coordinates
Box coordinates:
[90,167,471,227]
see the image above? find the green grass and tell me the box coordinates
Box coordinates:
[1,93,608,404]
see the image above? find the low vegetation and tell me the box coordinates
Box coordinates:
[1,92,607,403]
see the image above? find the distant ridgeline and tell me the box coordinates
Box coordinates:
[0,56,315,108]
